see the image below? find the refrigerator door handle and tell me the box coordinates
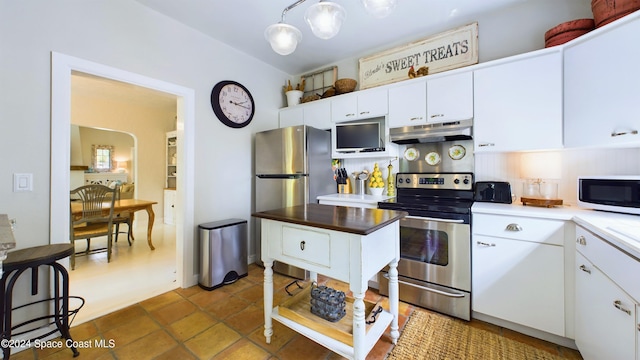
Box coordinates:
[256,174,306,179]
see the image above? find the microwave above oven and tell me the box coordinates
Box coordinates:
[578,176,640,215]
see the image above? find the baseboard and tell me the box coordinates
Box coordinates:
[472,311,578,350]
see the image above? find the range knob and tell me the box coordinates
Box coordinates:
[463,178,470,185]
[454,178,460,184]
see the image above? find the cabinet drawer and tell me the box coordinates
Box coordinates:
[472,214,564,245]
[576,226,640,302]
[281,226,333,268]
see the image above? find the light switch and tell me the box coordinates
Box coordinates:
[13,173,33,192]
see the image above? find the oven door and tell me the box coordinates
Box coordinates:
[396,215,471,292]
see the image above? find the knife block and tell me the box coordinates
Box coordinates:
[338,178,351,194]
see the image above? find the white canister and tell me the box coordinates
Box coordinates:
[286,90,303,107]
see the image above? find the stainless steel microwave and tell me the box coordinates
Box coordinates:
[578,176,640,215]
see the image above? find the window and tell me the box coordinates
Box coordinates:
[92,145,114,172]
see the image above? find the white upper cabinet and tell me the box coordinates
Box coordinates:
[388,71,472,129]
[473,49,563,152]
[279,100,332,130]
[426,71,473,123]
[331,87,388,123]
[564,14,640,148]
[301,100,331,130]
[279,106,304,128]
[388,80,426,128]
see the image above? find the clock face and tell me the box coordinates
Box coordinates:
[211,81,255,128]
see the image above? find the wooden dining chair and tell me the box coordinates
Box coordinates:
[69,184,117,270]
[112,184,133,245]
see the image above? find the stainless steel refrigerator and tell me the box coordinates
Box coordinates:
[254,125,335,279]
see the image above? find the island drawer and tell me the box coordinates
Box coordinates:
[281,226,334,267]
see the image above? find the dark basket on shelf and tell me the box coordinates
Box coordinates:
[310,284,346,322]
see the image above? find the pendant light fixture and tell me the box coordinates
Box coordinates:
[265,0,397,55]
[264,23,302,55]
[304,1,346,40]
[361,0,397,18]
[264,0,305,56]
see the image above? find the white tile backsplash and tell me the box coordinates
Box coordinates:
[340,146,640,204]
[475,147,640,205]
[341,156,398,195]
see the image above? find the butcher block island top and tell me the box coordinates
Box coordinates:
[253,203,405,360]
[252,203,407,235]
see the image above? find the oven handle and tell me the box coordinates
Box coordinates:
[404,215,465,224]
[382,273,466,298]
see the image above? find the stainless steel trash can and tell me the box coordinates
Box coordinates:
[198,219,248,290]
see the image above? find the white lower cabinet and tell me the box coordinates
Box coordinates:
[575,252,636,360]
[472,214,566,336]
[574,225,639,359]
[163,189,176,225]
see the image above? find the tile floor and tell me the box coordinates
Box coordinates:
[11,263,583,360]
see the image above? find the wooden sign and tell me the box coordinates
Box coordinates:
[358,22,479,89]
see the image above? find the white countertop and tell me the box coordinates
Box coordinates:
[472,202,578,220]
[317,193,394,205]
[472,202,640,259]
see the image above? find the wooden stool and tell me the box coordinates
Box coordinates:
[1,244,81,359]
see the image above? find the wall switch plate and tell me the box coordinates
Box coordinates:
[13,173,33,192]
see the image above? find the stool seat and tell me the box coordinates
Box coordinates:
[1,244,80,359]
[3,244,73,271]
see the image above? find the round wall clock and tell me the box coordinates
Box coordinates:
[210,80,255,128]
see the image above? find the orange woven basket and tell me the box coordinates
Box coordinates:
[334,79,357,94]
[591,0,640,27]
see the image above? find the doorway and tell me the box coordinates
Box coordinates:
[51,52,197,322]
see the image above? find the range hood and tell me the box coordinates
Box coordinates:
[390,119,473,144]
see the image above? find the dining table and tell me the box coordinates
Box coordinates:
[70,199,158,250]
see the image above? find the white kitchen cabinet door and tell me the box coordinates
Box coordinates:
[279,107,303,128]
[473,50,563,152]
[331,88,387,123]
[574,252,636,360]
[356,87,388,119]
[472,234,565,336]
[426,71,472,123]
[302,100,331,130]
[163,189,176,225]
[331,92,358,122]
[388,80,426,128]
[564,16,640,148]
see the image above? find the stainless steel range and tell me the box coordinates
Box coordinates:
[378,145,474,320]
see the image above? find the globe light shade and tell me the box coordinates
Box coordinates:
[304,2,346,40]
[361,0,397,18]
[264,23,302,55]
